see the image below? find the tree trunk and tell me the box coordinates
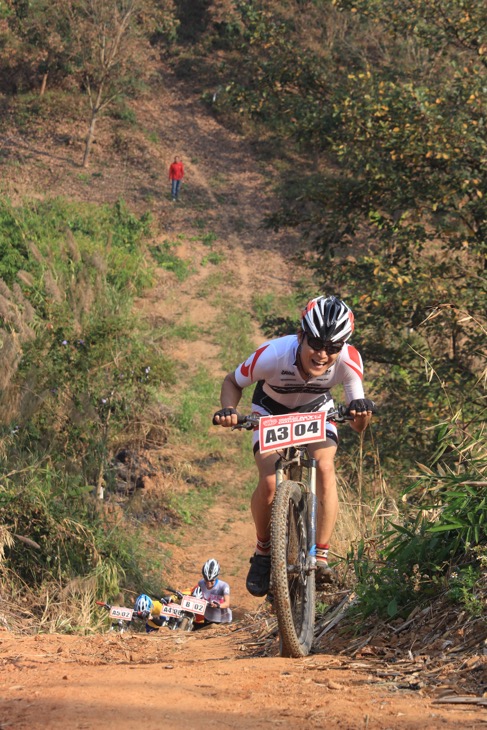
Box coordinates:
[40,72,48,97]
[82,112,97,167]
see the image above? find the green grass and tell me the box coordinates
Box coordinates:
[168,482,222,525]
[0,196,153,291]
[151,241,192,281]
[252,291,301,326]
[171,366,220,437]
[212,305,256,371]
[145,130,159,144]
[202,251,225,266]
[201,231,218,246]
[197,270,228,296]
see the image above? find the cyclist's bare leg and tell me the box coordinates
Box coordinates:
[307,440,338,546]
[251,450,279,542]
[245,451,279,596]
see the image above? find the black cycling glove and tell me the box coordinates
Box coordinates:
[212,407,238,425]
[347,398,377,414]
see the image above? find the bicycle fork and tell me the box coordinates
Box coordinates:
[306,456,318,575]
[276,453,317,576]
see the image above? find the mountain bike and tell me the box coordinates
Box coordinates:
[96,588,207,633]
[95,601,143,633]
[234,406,353,658]
[164,586,208,631]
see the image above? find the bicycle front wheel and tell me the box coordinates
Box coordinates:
[271,480,316,657]
[179,617,191,632]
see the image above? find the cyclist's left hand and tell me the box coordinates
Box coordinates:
[347,399,376,417]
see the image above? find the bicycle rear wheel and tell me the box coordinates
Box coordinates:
[271,480,316,657]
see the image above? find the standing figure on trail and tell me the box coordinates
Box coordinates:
[168,155,184,201]
[212,296,375,597]
[193,558,232,628]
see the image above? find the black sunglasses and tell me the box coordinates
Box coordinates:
[306,335,344,354]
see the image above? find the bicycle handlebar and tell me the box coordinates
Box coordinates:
[165,586,184,600]
[232,405,355,430]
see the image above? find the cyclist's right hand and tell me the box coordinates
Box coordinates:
[212,407,239,427]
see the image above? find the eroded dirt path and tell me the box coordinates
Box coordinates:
[1,630,485,730]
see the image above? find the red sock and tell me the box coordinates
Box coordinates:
[316,543,329,562]
[255,535,271,555]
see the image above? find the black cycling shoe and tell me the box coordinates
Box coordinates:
[246,554,271,597]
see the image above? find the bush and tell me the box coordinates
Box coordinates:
[0,197,174,617]
[348,415,487,619]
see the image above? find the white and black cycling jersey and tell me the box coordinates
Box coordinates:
[234,334,365,414]
[196,579,232,624]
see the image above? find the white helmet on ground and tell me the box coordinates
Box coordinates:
[301,295,354,343]
[202,558,220,581]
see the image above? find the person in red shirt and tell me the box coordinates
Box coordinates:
[169,156,184,201]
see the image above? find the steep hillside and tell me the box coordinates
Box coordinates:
[1,68,486,730]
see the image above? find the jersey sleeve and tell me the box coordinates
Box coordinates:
[341,345,366,404]
[234,341,276,388]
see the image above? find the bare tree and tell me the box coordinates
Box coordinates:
[66,0,149,167]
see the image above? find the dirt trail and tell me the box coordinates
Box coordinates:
[1,629,485,730]
[1,75,486,729]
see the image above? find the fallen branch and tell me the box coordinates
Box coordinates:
[315,592,357,641]
[432,696,487,706]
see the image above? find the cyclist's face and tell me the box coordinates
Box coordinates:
[300,333,342,375]
[204,579,216,589]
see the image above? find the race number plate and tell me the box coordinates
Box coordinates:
[109,606,134,622]
[258,411,327,454]
[180,596,208,616]
[161,602,184,618]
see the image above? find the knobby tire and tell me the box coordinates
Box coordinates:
[271,480,316,657]
[179,617,191,632]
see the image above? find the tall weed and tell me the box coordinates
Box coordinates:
[348,415,487,619]
[0,197,174,624]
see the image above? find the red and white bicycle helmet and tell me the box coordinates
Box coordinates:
[202,558,220,581]
[301,296,354,343]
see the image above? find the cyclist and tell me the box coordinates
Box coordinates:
[135,592,183,632]
[193,558,232,627]
[134,594,166,633]
[212,295,375,597]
